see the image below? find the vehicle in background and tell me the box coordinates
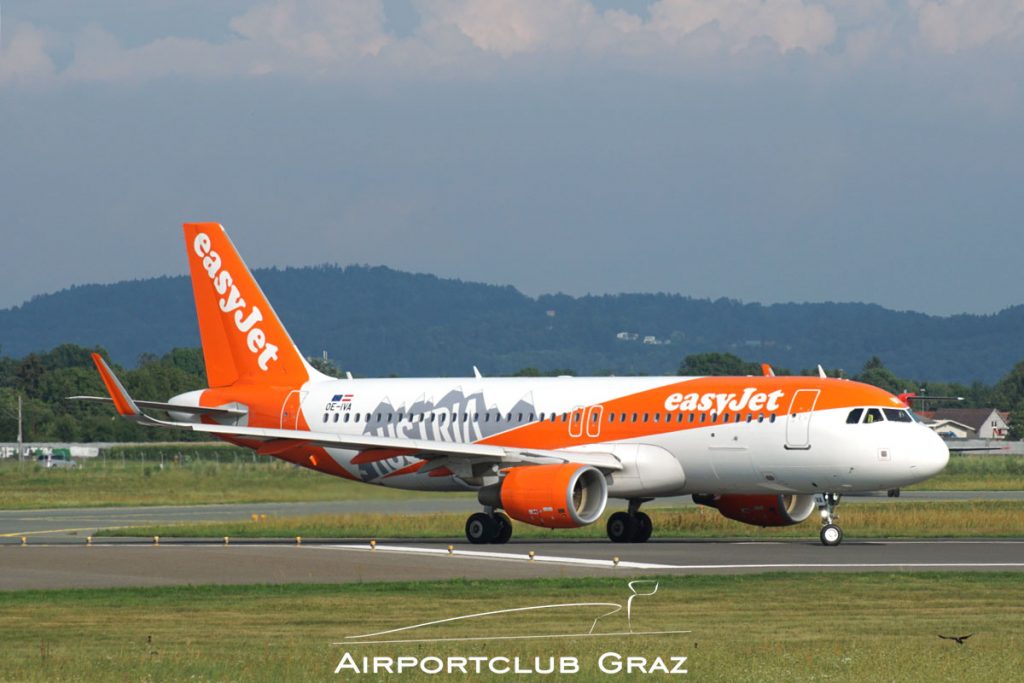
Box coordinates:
[36,450,78,469]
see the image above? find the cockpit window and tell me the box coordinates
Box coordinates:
[846,408,864,424]
[884,408,913,423]
[864,408,884,424]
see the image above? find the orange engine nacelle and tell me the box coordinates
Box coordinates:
[479,463,608,529]
[693,493,817,527]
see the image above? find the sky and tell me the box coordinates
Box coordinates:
[1,0,1022,316]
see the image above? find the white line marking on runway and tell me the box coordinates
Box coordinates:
[311,542,1024,571]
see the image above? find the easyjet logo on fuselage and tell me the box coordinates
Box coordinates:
[193,233,279,372]
[664,388,785,414]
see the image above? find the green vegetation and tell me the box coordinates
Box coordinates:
[907,453,1024,491]
[0,455,469,509]
[0,345,209,442]
[6,265,1024,384]
[0,574,1020,682]
[96,500,1024,540]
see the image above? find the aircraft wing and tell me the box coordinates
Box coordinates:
[76,353,623,473]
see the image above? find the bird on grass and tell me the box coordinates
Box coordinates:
[938,634,974,645]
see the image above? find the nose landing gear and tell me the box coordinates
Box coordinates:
[816,493,843,546]
[607,498,653,543]
[465,510,513,545]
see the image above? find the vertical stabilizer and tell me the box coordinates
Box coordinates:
[183,223,315,388]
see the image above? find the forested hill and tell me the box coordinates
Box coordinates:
[1,264,1022,384]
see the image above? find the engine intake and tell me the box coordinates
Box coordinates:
[479,463,608,529]
[693,493,816,527]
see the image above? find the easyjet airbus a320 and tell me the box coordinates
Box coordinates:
[79,223,950,546]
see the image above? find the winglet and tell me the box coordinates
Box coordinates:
[760,363,775,377]
[90,353,141,417]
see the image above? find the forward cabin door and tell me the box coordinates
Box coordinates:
[785,389,820,450]
[280,390,308,430]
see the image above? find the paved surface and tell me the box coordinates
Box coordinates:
[2,490,1021,543]
[2,538,1022,590]
[2,492,1022,590]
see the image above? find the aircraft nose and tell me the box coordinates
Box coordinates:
[911,428,950,480]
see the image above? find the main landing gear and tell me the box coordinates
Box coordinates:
[817,492,843,546]
[607,499,653,543]
[465,510,513,545]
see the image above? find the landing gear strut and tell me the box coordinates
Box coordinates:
[607,499,653,543]
[465,510,513,545]
[817,493,843,546]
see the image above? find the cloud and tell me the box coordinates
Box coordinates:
[646,0,837,54]
[3,1,1024,85]
[913,0,1024,53]
[230,0,393,61]
[0,23,56,84]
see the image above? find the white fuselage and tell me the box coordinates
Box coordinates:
[252,375,951,498]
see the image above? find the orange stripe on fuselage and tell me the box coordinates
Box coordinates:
[478,376,899,451]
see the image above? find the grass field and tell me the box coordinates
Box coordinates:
[96,500,1024,540]
[906,453,1024,491]
[0,574,1020,681]
[0,457,468,509]
[2,451,1021,510]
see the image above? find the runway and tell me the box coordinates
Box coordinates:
[2,538,1023,590]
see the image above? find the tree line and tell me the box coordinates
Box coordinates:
[3,345,1024,443]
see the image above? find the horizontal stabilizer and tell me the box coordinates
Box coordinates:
[68,395,246,418]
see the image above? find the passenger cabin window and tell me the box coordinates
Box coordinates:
[333,413,340,423]
[846,408,864,424]
[322,413,328,423]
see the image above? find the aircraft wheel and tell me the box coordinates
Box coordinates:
[466,512,497,545]
[820,523,843,547]
[632,512,653,543]
[493,513,513,544]
[607,512,636,543]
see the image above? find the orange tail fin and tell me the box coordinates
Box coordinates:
[183,223,312,388]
